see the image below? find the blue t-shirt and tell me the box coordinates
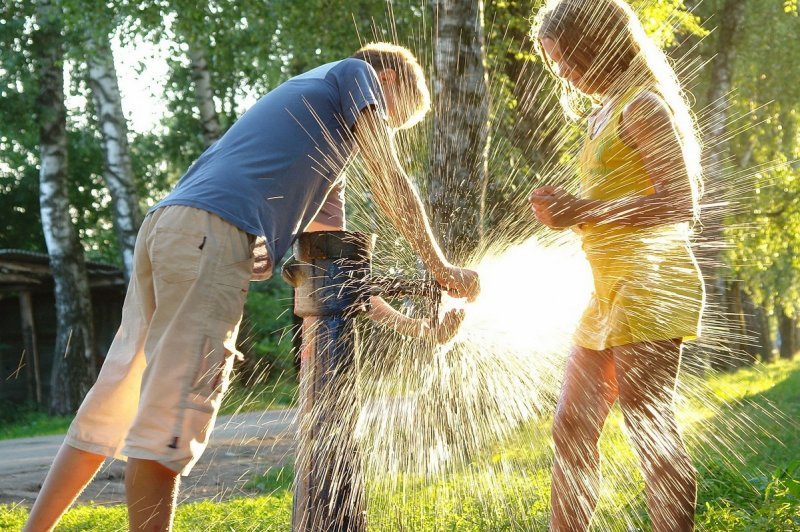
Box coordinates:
[152,58,386,262]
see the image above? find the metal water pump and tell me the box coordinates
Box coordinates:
[282,231,440,532]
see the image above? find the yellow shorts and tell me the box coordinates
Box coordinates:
[65,205,255,475]
[573,236,705,350]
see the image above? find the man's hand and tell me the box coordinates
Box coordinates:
[528,186,588,229]
[438,266,480,302]
[353,109,457,286]
[251,236,273,281]
[427,308,465,344]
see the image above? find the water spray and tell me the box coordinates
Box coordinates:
[282,230,441,531]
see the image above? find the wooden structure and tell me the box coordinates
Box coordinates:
[0,249,125,406]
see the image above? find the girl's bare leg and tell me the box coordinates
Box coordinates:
[22,443,106,532]
[550,346,618,532]
[613,340,696,532]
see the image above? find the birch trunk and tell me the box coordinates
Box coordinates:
[86,28,142,280]
[430,0,490,261]
[34,0,97,415]
[188,41,221,148]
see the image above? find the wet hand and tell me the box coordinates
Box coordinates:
[440,267,480,302]
[429,308,465,344]
[528,187,586,229]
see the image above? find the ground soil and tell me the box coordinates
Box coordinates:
[0,410,296,507]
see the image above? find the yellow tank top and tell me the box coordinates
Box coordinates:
[577,86,690,251]
[571,87,704,349]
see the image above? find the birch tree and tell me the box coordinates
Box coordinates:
[722,1,800,362]
[85,23,142,279]
[692,0,749,367]
[188,41,222,148]
[34,0,97,415]
[174,0,223,149]
[429,0,490,262]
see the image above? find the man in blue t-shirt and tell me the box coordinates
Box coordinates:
[24,42,480,532]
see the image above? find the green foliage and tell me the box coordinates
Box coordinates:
[0,504,26,531]
[0,1,126,261]
[239,275,297,379]
[716,0,800,316]
[129,130,185,210]
[632,0,708,46]
[219,377,297,416]
[698,460,800,530]
[726,162,800,315]
[696,358,800,529]
[0,1,44,252]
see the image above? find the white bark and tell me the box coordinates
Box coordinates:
[189,42,221,148]
[701,0,748,368]
[704,0,747,182]
[430,0,490,261]
[35,0,97,415]
[86,28,142,280]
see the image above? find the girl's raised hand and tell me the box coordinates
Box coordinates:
[528,187,587,229]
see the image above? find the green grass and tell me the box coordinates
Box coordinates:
[2,358,799,530]
[694,359,800,530]
[245,466,295,494]
[0,495,293,531]
[0,409,74,440]
[218,373,296,417]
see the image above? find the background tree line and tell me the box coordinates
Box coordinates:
[0,0,798,414]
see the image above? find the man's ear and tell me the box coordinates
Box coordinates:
[377,68,398,85]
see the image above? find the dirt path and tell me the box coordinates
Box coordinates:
[0,409,297,507]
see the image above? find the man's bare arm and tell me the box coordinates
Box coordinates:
[353,108,479,300]
[365,296,464,344]
[304,220,464,342]
[251,236,272,281]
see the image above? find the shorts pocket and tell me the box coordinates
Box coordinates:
[151,228,206,284]
[211,257,254,322]
[187,336,234,413]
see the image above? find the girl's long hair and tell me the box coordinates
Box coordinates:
[532,0,703,220]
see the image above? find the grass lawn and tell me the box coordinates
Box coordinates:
[1,358,798,530]
[0,408,75,441]
[218,372,297,416]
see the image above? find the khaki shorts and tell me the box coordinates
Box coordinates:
[66,205,255,475]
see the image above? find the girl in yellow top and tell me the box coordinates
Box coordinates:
[528,1,704,530]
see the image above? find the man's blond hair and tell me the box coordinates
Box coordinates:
[352,42,431,128]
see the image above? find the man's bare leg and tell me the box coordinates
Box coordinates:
[23,443,106,532]
[126,458,180,532]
